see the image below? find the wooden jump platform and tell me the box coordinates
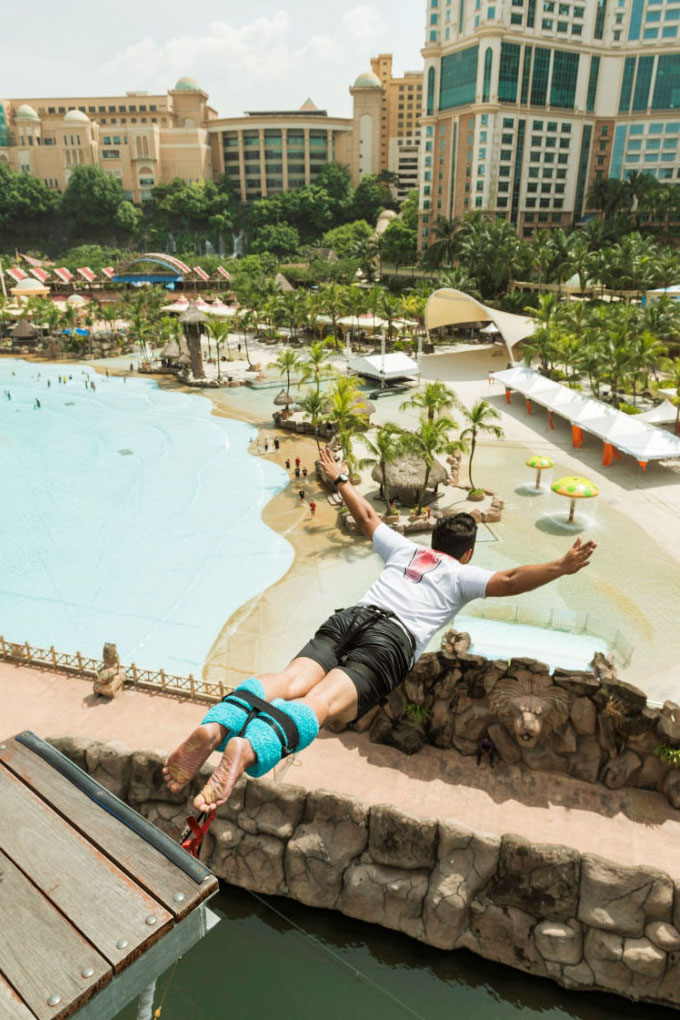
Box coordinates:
[0,732,219,1019]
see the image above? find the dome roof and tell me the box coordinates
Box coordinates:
[16,104,39,121]
[377,209,398,221]
[353,71,381,89]
[13,277,44,290]
[64,109,89,123]
[66,293,87,306]
[174,76,200,91]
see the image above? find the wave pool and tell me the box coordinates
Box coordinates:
[0,360,293,674]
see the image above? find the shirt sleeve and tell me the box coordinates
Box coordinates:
[372,522,416,563]
[458,564,495,602]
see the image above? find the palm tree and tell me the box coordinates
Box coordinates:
[274,347,301,396]
[358,423,405,506]
[436,266,482,300]
[400,379,461,422]
[404,415,462,513]
[205,318,232,381]
[298,389,327,452]
[299,338,333,395]
[423,216,461,268]
[659,357,680,432]
[379,291,401,341]
[328,374,364,478]
[234,309,256,369]
[459,400,504,492]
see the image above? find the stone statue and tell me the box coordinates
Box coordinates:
[489,674,569,748]
[94,643,126,699]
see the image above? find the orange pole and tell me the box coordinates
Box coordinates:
[638,460,648,471]
[547,411,555,430]
[526,399,532,415]
[613,448,621,461]
[602,442,613,467]
[505,388,512,404]
[571,425,583,448]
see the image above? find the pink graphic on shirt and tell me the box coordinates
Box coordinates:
[404,547,442,583]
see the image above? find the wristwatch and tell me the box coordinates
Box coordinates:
[334,472,350,488]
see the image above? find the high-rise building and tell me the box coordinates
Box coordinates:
[350,54,423,200]
[419,1,680,248]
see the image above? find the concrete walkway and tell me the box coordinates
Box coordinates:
[3,661,680,880]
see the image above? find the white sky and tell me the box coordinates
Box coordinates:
[2,0,426,117]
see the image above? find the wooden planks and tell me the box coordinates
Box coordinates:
[0,974,37,1020]
[0,849,110,1020]
[0,738,216,919]
[0,764,172,971]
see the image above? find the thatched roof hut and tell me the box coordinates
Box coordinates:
[178,303,209,327]
[274,273,294,293]
[371,453,448,508]
[273,388,295,407]
[10,318,39,341]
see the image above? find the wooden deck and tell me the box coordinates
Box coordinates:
[0,732,218,1020]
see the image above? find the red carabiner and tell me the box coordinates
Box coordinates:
[180,810,216,858]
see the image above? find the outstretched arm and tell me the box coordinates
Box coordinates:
[485,537,596,597]
[318,445,382,540]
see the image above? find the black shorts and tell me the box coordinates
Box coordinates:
[296,605,415,719]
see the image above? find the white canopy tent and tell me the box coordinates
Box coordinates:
[348,352,419,381]
[637,399,678,426]
[424,288,535,358]
[492,367,680,469]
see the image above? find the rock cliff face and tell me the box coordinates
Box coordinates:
[50,735,680,1011]
[346,632,680,809]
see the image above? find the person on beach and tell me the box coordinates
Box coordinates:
[285,458,291,471]
[274,437,280,451]
[295,456,301,470]
[163,446,596,813]
[302,467,308,479]
[309,500,316,519]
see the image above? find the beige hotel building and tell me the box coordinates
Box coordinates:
[1,58,422,205]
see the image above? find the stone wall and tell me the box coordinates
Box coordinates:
[50,735,680,1011]
[345,632,680,810]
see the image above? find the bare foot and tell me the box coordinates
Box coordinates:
[162,722,226,794]
[194,737,256,812]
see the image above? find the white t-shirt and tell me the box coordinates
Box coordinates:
[356,523,494,660]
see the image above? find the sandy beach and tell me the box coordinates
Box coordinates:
[188,342,680,702]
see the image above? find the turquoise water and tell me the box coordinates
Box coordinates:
[0,359,293,673]
[113,885,677,1020]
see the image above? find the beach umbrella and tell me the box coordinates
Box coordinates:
[526,454,553,490]
[551,475,599,524]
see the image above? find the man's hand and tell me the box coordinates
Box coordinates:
[559,537,597,575]
[319,445,347,485]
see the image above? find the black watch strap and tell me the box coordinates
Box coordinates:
[335,473,349,488]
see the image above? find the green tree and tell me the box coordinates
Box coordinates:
[320,220,373,258]
[400,189,420,231]
[0,163,58,245]
[423,216,461,268]
[400,379,461,422]
[61,165,129,237]
[205,318,232,380]
[359,423,405,506]
[404,416,461,513]
[380,220,417,268]
[298,389,327,452]
[350,174,397,224]
[459,400,504,492]
[250,222,300,258]
[299,339,333,394]
[274,347,301,395]
[328,374,364,477]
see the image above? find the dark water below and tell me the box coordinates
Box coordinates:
[114,884,676,1020]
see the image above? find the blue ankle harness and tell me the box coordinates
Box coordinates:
[201,680,319,778]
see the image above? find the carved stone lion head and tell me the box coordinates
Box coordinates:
[489,674,569,748]
[102,642,119,667]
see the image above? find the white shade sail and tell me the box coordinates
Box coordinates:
[424,288,536,356]
[348,352,419,380]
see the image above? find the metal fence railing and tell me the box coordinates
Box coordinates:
[461,602,634,668]
[0,636,229,704]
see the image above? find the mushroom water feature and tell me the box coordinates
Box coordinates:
[526,454,554,491]
[551,475,599,525]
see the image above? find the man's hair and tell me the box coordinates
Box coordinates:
[431,513,478,560]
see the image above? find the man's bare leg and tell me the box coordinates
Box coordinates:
[192,667,359,811]
[162,657,326,795]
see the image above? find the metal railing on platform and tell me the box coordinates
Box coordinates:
[0,636,229,704]
[461,602,634,668]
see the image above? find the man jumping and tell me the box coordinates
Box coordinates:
[163,446,596,811]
